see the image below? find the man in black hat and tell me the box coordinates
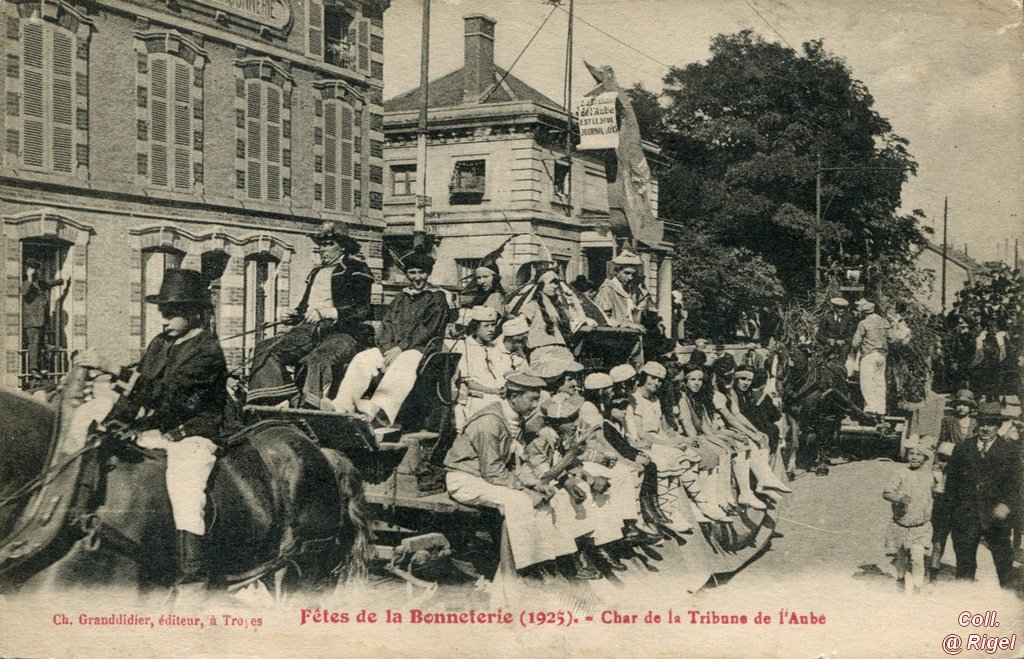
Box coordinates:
[944,401,1022,589]
[89,269,228,593]
[247,222,374,408]
[938,389,978,446]
[330,245,448,427]
[21,258,64,374]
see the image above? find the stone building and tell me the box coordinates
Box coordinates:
[1,0,390,389]
[382,14,674,323]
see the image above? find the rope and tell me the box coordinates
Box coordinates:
[479,4,558,103]
[775,515,846,535]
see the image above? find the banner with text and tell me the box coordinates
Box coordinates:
[576,92,619,150]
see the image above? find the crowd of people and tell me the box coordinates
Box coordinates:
[938,264,1023,402]
[882,394,1022,594]
[67,220,1021,591]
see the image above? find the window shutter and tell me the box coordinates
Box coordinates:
[357,19,369,73]
[306,0,324,59]
[150,57,168,186]
[265,86,280,201]
[21,23,45,168]
[340,103,353,212]
[246,82,261,199]
[323,102,337,210]
[50,30,74,172]
[173,61,191,189]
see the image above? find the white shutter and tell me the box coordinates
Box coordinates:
[51,31,74,171]
[21,23,45,168]
[173,61,191,189]
[265,86,280,201]
[340,104,353,212]
[323,102,337,210]
[246,82,261,199]
[150,58,168,187]
[357,19,369,73]
[306,0,324,59]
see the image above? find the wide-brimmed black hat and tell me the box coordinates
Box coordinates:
[310,221,361,253]
[145,269,212,308]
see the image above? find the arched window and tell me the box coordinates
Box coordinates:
[140,246,184,346]
[243,253,279,360]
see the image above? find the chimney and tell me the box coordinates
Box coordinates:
[463,14,496,103]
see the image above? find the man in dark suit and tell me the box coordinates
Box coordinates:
[21,258,64,374]
[945,401,1022,588]
[819,296,855,359]
[247,222,374,408]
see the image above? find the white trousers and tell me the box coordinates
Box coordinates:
[859,351,887,415]
[332,347,422,423]
[136,430,217,536]
[582,461,641,540]
[446,471,578,570]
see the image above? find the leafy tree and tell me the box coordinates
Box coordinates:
[625,83,664,143]
[672,229,785,340]
[657,30,926,294]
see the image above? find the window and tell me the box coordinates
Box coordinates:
[147,55,194,190]
[19,21,75,173]
[243,255,278,359]
[200,250,229,336]
[391,164,416,196]
[450,159,486,205]
[322,98,354,212]
[307,1,357,68]
[243,79,284,201]
[140,247,184,346]
[19,241,71,384]
[554,162,570,197]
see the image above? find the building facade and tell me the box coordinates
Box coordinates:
[382,14,674,324]
[915,241,979,314]
[1,0,390,389]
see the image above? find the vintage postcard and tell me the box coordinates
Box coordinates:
[1,0,1022,656]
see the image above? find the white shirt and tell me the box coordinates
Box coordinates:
[307,264,335,315]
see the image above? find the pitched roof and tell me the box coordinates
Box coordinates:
[385,66,563,114]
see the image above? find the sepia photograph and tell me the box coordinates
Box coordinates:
[1,0,1022,656]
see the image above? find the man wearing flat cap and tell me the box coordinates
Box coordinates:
[453,305,513,430]
[594,250,645,330]
[944,401,1022,588]
[331,245,449,427]
[247,221,373,408]
[444,370,581,576]
[851,298,890,417]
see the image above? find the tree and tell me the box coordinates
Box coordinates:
[672,229,785,340]
[658,31,926,294]
[625,83,664,144]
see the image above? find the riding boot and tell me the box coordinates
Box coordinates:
[655,476,694,533]
[733,451,766,510]
[750,446,793,494]
[596,545,627,572]
[623,518,662,545]
[572,538,602,580]
[639,462,671,527]
[175,530,208,589]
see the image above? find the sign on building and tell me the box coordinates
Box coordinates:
[576,92,619,150]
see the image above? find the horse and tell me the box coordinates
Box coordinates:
[0,366,371,597]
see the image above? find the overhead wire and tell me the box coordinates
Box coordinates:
[479,3,559,103]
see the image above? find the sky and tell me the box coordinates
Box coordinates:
[382,0,1024,265]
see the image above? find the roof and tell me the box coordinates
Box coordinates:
[385,66,563,114]
[921,240,980,273]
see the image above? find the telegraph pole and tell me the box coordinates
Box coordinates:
[814,152,822,292]
[940,196,947,313]
[413,0,431,248]
[564,0,574,213]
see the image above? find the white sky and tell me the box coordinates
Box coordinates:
[383,0,1024,264]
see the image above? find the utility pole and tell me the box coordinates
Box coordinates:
[940,196,947,314]
[564,0,574,215]
[1015,238,1019,271]
[814,152,822,292]
[413,0,431,248]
